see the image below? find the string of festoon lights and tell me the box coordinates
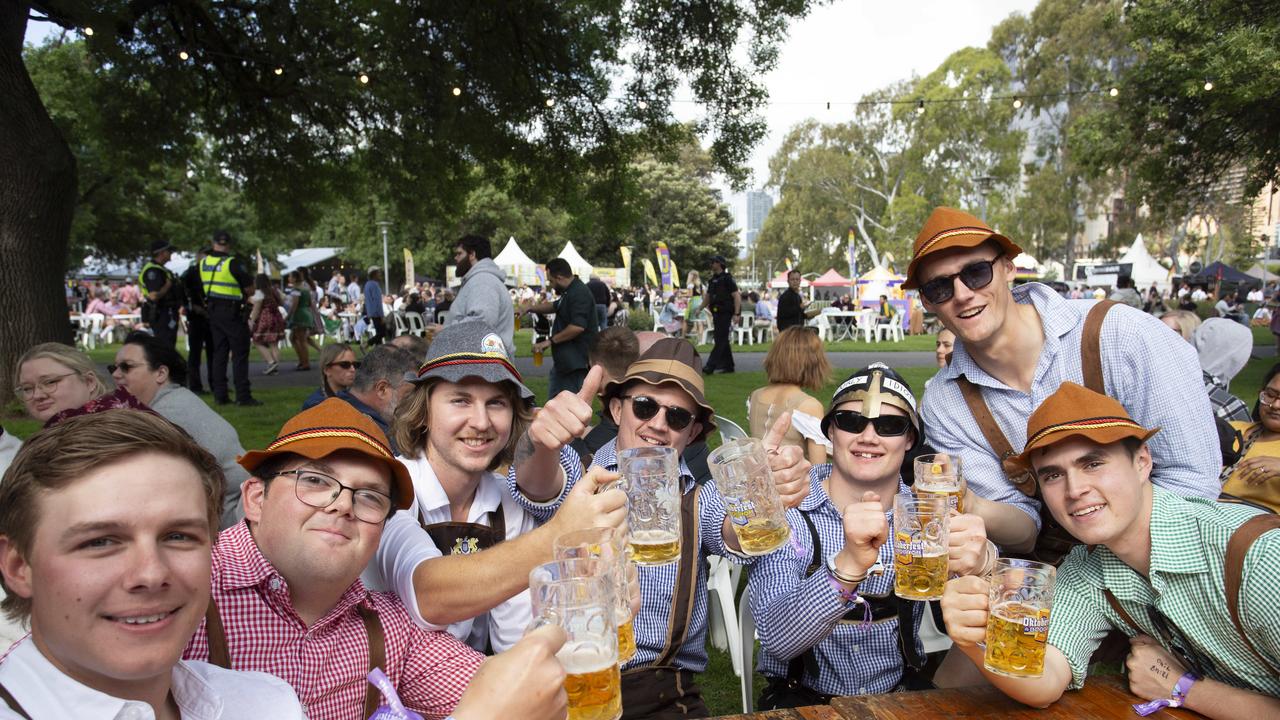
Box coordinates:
[73,25,1218,111]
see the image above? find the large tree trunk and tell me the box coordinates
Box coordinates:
[0,3,77,407]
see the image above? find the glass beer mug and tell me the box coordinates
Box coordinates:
[913,452,965,513]
[892,493,950,601]
[554,527,638,664]
[984,558,1056,679]
[528,559,622,720]
[618,446,682,566]
[707,437,790,555]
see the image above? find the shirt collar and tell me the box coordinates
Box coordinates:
[800,464,909,513]
[1147,486,1209,576]
[939,282,1079,384]
[0,638,223,720]
[593,437,695,489]
[403,455,504,520]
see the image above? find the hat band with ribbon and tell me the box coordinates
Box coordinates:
[265,425,395,460]
[1024,415,1148,450]
[915,226,997,258]
[417,351,522,382]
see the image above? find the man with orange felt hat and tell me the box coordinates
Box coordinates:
[940,382,1280,717]
[181,398,574,720]
[908,206,1219,559]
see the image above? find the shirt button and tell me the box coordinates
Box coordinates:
[851,644,860,652]
[859,687,867,694]
[301,704,308,716]
[269,577,282,591]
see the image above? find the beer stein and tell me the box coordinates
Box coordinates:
[618,446,682,566]
[529,559,622,720]
[913,452,965,513]
[554,527,638,664]
[892,493,950,601]
[984,558,1056,678]
[707,437,791,555]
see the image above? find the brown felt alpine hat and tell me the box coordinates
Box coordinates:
[903,206,1023,289]
[603,337,717,441]
[1013,382,1160,470]
[238,398,414,510]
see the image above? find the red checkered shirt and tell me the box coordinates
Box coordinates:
[183,522,482,720]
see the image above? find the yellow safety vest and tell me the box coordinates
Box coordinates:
[200,255,242,300]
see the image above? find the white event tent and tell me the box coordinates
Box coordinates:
[558,241,595,279]
[494,236,541,286]
[1118,234,1172,291]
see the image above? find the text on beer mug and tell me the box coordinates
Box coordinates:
[618,446,682,566]
[707,437,791,555]
[984,558,1056,679]
[892,493,949,601]
[913,452,965,513]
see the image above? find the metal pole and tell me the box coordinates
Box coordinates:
[376,221,392,293]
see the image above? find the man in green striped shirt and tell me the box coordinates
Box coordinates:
[941,382,1280,718]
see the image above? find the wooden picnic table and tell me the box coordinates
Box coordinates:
[712,675,1198,719]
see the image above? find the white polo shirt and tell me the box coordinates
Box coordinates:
[0,636,303,719]
[366,454,538,653]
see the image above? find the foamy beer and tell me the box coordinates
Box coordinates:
[984,558,1056,678]
[529,559,622,720]
[618,446,682,565]
[554,527,638,663]
[707,437,790,555]
[892,493,950,601]
[913,452,965,513]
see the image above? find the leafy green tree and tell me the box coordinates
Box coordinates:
[623,156,739,281]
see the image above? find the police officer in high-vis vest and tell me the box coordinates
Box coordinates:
[139,239,183,347]
[200,230,261,406]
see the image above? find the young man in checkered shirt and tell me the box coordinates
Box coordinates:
[942,383,1280,717]
[182,398,573,720]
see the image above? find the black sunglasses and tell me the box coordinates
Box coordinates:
[326,361,361,370]
[830,410,912,437]
[622,395,695,431]
[919,253,1004,304]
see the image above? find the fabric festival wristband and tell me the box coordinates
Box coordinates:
[1133,671,1199,716]
[824,569,872,630]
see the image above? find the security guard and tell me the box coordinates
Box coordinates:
[181,247,215,394]
[200,230,261,406]
[139,240,183,347]
[702,255,740,374]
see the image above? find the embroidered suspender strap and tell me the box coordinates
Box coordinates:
[205,598,232,669]
[653,484,701,668]
[1224,514,1280,675]
[1081,300,1117,393]
[955,376,1037,497]
[358,604,388,718]
[1101,589,1143,634]
[0,684,33,720]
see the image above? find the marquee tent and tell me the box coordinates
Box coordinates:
[811,268,852,287]
[855,265,905,300]
[558,241,595,279]
[767,270,810,289]
[1118,234,1172,290]
[494,236,541,286]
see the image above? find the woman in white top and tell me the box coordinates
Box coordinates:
[748,326,831,464]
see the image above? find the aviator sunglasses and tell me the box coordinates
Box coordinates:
[830,410,911,437]
[919,252,1004,304]
[326,360,362,370]
[621,395,695,431]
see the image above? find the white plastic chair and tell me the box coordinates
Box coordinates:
[739,592,756,713]
[80,313,105,350]
[813,312,832,342]
[716,414,749,442]
[405,311,426,337]
[876,309,904,342]
[706,556,743,677]
[392,312,409,337]
[733,311,756,344]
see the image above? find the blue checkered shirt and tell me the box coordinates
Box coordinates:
[506,438,751,673]
[922,283,1221,528]
[748,465,922,696]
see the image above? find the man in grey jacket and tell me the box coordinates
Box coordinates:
[443,234,515,357]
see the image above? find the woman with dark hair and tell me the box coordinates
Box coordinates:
[301,342,359,410]
[110,331,247,526]
[1219,361,1280,512]
[284,270,314,370]
[249,273,285,374]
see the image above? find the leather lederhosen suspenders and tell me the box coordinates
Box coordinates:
[625,482,702,675]
[204,598,387,718]
[0,684,31,719]
[955,300,1117,564]
[1099,514,1280,676]
[419,503,507,557]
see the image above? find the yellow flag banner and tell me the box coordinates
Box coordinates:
[403,248,415,291]
[784,256,794,271]
[641,258,659,287]
[670,258,680,288]
[620,246,632,287]
[655,243,673,296]
[255,248,265,275]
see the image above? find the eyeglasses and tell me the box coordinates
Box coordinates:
[107,361,145,374]
[621,395,695,431]
[830,410,912,437]
[275,469,393,524]
[918,253,1004,304]
[14,372,79,401]
[1260,389,1280,406]
[326,361,361,370]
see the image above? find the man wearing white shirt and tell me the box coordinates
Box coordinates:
[368,320,626,653]
[0,410,303,720]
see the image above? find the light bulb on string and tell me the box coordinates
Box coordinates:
[274,67,284,76]
[545,97,555,108]
[637,100,648,110]
[83,27,94,36]
[915,99,925,115]
[1012,97,1023,109]
[452,86,461,96]
[179,50,189,61]
[1109,87,1119,97]
[359,73,370,84]
[1203,80,1214,91]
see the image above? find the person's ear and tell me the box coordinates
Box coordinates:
[155,364,170,385]
[1135,443,1153,482]
[0,536,33,602]
[608,397,624,426]
[242,478,267,523]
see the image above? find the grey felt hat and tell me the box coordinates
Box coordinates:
[408,320,533,403]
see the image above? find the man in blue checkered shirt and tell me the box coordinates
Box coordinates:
[906,207,1220,555]
[748,364,998,708]
[507,338,812,719]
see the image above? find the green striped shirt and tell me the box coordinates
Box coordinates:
[1047,487,1280,695]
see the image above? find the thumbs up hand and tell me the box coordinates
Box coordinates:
[527,364,605,453]
[761,410,811,509]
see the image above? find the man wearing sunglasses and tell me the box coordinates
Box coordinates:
[941,383,1280,717]
[748,364,995,707]
[908,207,1219,554]
[182,398,577,720]
[509,337,812,718]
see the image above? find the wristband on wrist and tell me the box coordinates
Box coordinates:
[823,567,872,630]
[1133,671,1199,716]
[825,554,868,585]
[978,540,999,576]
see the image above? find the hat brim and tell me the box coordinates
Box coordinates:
[903,231,1023,289]
[239,439,415,511]
[603,374,717,442]
[409,363,534,404]
[1012,424,1160,471]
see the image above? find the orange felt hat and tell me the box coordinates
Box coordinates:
[238,398,414,510]
[1013,382,1160,469]
[902,206,1023,289]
